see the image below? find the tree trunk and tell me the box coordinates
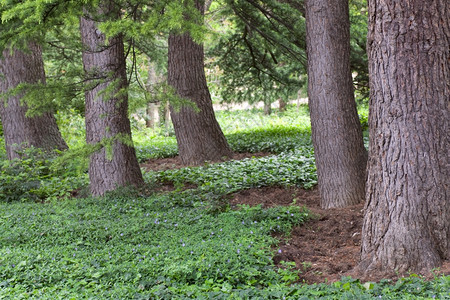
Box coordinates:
[278,98,287,112]
[80,1,144,196]
[168,0,232,165]
[146,102,160,128]
[163,101,171,136]
[305,0,367,209]
[146,62,160,128]
[263,100,272,115]
[359,0,449,276]
[0,43,68,160]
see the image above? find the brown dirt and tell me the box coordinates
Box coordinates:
[143,156,450,285]
[230,186,450,284]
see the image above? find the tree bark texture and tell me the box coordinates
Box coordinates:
[168,0,232,165]
[360,0,449,275]
[80,1,144,196]
[305,0,367,209]
[0,43,68,160]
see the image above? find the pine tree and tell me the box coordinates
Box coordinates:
[80,1,144,196]
[168,0,232,165]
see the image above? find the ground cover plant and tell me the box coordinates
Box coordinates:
[0,105,449,298]
[0,147,88,203]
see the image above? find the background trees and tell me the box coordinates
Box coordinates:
[360,0,449,275]
[0,0,370,198]
[208,0,307,112]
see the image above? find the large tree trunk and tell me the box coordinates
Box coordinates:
[80,1,144,196]
[168,0,232,165]
[359,0,449,276]
[305,0,367,209]
[0,43,68,160]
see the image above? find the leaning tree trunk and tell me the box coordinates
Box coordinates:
[359,0,449,276]
[0,43,68,160]
[305,0,367,209]
[80,1,144,196]
[168,0,232,165]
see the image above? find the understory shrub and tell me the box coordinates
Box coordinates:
[0,147,87,202]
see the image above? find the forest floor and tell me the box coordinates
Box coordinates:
[143,153,450,285]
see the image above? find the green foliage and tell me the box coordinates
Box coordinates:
[0,147,87,202]
[134,134,178,161]
[358,109,369,132]
[217,104,311,135]
[227,126,311,154]
[0,190,311,298]
[56,110,86,149]
[133,104,313,162]
[350,0,369,103]
[1,190,448,298]
[0,105,447,298]
[208,0,306,105]
[153,149,317,194]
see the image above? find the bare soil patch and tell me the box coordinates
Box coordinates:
[230,186,450,284]
[143,156,450,284]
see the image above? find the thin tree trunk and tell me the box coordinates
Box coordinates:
[146,62,160,128]
[163,101,171,136]
[80,1,144,196]
[305,0,367,209]
[263,100,272,115]
[359,0,449,276]
[168,0,232,165]
[146,103,160,128]
[0,43,68,160]
[278,98,287,112]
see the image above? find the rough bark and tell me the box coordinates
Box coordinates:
[168,0,232,165]
[359,0,449,275]
[80,1,144,196]
[0,43,68,160]
[305,0,367,209]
